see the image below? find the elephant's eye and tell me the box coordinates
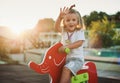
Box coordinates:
[48,55,52,59]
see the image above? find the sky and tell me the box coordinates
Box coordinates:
[0,0,120,33]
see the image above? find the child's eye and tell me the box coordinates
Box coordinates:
[72,19,76,21]
[66,19,70,22]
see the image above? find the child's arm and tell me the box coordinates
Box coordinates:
[55,5,76,32]
[54,15,62,32]
[54,7,69,32]
[59,40,84,53]
[66,40,84,49]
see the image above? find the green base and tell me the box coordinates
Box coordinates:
[71,72,89,83]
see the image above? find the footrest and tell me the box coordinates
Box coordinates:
[71,72,89,83]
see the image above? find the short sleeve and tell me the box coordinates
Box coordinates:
[76,30,85,41]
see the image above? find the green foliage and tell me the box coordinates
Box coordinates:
[115,22,120,28]
[83,10,120,48]
[83,11,109,28]
[89,16,116,48]
[83,11,120,29]
[112,30,120,45]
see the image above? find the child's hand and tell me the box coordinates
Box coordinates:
[59,7,69,19]
[58,4,75,19]
[58,46,65,53]
[59,46,71,54]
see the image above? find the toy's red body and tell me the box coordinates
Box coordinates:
[28,42,98,83]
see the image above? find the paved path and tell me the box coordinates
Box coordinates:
[0,64,49,83]
[3,53,120,83]
[0,64,120,83]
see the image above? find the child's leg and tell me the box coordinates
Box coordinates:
[59,67,72,83]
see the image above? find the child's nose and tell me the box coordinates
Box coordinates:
[69,20,73,24]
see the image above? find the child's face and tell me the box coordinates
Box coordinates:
[64,13,78,32]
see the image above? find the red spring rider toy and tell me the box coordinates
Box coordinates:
[28,42,98,83]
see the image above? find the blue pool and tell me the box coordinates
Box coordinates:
[98,50,120,58]
[84,48,120,58]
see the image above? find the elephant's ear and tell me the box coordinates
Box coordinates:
[46,42,67,66]
[40,43,62,63]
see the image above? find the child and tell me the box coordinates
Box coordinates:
[55,5,85,83]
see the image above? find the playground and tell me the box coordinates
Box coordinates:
[0,51,120,83]
[0,60,120,83]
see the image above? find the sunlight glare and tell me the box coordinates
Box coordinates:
[11,27,25,36]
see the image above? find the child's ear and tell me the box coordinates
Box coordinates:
[76,24,82,29]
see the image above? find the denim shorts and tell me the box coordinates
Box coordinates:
[65,57,84,76]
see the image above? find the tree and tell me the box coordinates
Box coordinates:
[22,18,56,49]
[35,18,55,32]
[0,36,19,64]
[113,29,120,45]
[89,16,115,48]
[0,36,9,59]
[114,12,120,28]
[83,11,109,29]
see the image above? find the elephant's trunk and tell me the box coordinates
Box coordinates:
[28,61,49,74]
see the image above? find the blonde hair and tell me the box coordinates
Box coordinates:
[62,8,86,30]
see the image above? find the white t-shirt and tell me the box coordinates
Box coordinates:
[61,29,85,60]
